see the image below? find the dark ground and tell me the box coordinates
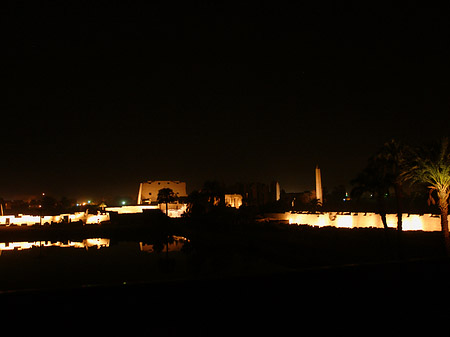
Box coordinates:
[1,221,449,335]
[2,259,449,336]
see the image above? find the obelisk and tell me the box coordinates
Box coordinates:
[275,181,280,201]
[315,165,323,206]
[137,182,143,205]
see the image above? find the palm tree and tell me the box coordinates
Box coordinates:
[373,139,409,232]
[352,140,409,258]
[186,190,208,217]
[157,188,176,216]
[202,180,225,208]
[373,139,410,257]
[351,163,390,231]
[403,138,450,256]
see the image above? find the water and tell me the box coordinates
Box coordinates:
[0,236,189,292]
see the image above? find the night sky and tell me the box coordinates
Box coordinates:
[5,2,450,200]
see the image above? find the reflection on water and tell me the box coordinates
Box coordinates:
[0,235,191,291]
[0,236,189,254]
[140,236,189,253]
[0,238,110,253]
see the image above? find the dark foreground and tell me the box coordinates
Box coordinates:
[1,221,450,335]
[1,258,449,336]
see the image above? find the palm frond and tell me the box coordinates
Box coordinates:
[403,137,450,205]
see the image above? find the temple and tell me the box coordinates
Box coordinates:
[137,181,187,205]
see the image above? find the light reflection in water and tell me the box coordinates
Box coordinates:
[0,238,110,253]
[140,236,189,253]
[0,236,191,292]
[0,236,189,255]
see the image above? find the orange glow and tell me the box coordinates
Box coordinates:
[225,194,243,208]
[285,212,441,231]
[315,215,328,227]
[0,212,110,226]
[83,238,110,248]
[139,236,189,253]
[105,205,158,214]
[85,213,109,224]
[0,238,110,253]
[336,215,353,228]
[402,215,424,231]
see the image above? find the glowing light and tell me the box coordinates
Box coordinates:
[85,213,110,224]
[313,215,328,227]
[121,201,126,205]
[0,211,109,226]
[402,215,424,231]
[225,194,243,208]
[140,236,189,253]
[0,241,35,251]
[284,212,442,231]
[105,205,158,214]
[83,238,110,248]
[0,238,110,252]
[336,215,353,228]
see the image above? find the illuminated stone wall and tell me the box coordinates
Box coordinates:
[0,208,443,231]
[106,204,187,218]
[0,212,110,226]
[0,203,187,226]
[265,212,442,231]
[158,203,187,218]
[225,194,243,208]
[106,205,159,214]
[137,180,187,204]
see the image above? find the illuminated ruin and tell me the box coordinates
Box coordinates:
[225,194,243,208]
[137,180,187,204]
[0,212,109,226]
[264,212,443,231]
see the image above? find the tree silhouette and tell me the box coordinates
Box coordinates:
[353,141,408,223]
[403,138,450,256]
[157,188,176,216]
[41,195,58,215]
[373,139,408,233]
[186,190,208,217]
[202,180,225,208]
[373,139,410,257]
[351,163,390,230]
[185,181,226,218]
[352,140,409,257]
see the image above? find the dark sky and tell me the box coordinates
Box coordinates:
[5,1,450,200]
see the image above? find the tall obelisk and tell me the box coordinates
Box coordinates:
[315,165,323,206]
